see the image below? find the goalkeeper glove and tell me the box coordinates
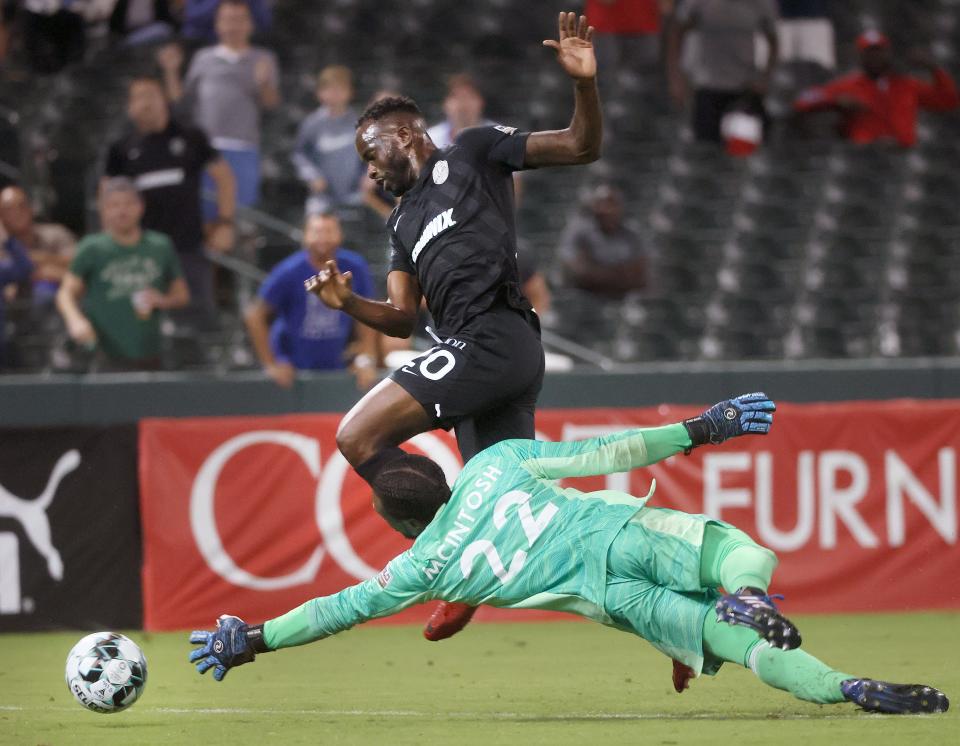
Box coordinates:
[188,614,271,681]
[683,392,776,451]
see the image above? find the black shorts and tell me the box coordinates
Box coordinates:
[390,305,545,461]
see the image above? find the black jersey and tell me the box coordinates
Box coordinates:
[387,125,533,335]
[105,120,218,254]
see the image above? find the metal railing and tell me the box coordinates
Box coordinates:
[214,200,614,370]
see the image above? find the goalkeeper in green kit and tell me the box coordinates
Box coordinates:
[189,393,949,715]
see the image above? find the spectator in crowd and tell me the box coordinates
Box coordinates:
[585,0,664,76]
[109,0,181,46]
[559,182,647,300]
[56,178,189,372]
[427,74,526,205]
[793,31,959,148]
[427,74,495,149]
[157,0,280,219]
[181,0,271,42]
[776,0,834,71]
[667,0,779,143]
[21,0,86,74]
[105,76,236,318]
[0,220,33,368]
[0,185,76,306]
[244,212,377,390]
[291,65,367,217]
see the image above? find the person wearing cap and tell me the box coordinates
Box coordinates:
[56,178,189,372]
[793,31,959,147]
[292,65,368,216]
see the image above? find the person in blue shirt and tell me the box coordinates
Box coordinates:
[0,234,34,368]
[244,212,377,389]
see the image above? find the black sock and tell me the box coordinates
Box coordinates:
[355,446,406,487]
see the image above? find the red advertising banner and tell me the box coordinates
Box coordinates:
[140,401,960,631]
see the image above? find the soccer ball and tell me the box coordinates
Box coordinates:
[65,632,147,714]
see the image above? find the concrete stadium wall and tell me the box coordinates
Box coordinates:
[3,357,960,426]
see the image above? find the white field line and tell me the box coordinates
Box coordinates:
[0,705,884,720]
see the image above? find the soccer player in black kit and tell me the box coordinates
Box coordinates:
[306,12,601,640]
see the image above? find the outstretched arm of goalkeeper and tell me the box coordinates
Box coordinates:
[188,553,428,680]
[511,392,776,480]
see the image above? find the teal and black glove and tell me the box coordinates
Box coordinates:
[188,615,271,681]
[683,392,776,451]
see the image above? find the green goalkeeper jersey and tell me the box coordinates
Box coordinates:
[263,424,692,650]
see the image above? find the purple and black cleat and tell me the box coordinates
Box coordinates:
[715,587,802,650]
[841,678,949,714]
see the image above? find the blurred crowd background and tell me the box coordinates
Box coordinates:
[0,0,959,387]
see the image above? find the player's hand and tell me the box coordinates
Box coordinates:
[266,360,296,388]
[543,12,596,81]
[304,259,354,311]
[188,615,260,682]
[683,392,776,449]
[67,316,97,346]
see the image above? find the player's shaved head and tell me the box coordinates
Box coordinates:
[371,453,450,539]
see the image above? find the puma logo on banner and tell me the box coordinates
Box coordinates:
[412,209,456,264]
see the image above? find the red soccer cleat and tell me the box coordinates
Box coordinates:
[423,602,478,641]
[672,659,695,693]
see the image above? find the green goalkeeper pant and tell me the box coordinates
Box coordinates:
[606,514,851,703]
[699,522,852,704]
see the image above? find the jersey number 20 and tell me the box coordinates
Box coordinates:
[459,490,558,584]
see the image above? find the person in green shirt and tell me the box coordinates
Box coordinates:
[56,177,189,370]
[189,393,949,715]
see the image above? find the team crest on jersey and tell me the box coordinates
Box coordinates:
[169,137,185,156]
[432,160,449,185]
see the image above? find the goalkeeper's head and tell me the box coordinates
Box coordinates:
[371,453,450,539]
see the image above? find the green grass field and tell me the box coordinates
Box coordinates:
[2,612,958,745]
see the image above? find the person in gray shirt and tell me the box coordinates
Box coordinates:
[560,182,647,300]
[291,65,367,216]
[667,0,779,142]
[157,0,280,218]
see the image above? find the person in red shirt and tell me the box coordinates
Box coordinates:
[793,30,959,147]
[586,0,664,74]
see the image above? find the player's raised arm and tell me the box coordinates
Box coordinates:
[514,393,777,480]
[305,261,422,338]
[524,12,602,168]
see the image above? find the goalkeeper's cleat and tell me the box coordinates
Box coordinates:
[715,587,802,650]
[672,658,695,693]
[841,678,949,714]
[423,602,478,641]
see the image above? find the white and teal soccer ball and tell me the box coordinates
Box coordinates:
[65,632,147,714]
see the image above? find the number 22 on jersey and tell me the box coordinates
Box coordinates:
[460,490,559,584]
